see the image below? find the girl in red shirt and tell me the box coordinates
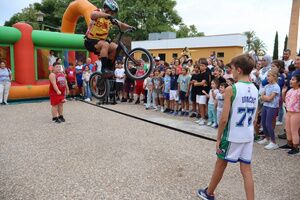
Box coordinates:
[49,62,69,123]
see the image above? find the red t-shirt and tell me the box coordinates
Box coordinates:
[66,68,76,83]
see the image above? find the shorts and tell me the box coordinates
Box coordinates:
[191,90,197,102]
[124,81,134,93]
[50,95,65,106]
[153,89,163,99]
[164,92,170,100]
[68,82,76,90]
[179,91,188,101]
[196,95,207,104]
[135,84,144,95]
[84,37,110,54]
[115,82,124,92]
[217,138,253,164]
[169,90,179,101]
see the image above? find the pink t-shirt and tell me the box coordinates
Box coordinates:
[286,88,300,112]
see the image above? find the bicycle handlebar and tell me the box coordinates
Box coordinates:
[108,16,136,34]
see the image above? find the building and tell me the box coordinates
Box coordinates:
[132,33,246,64]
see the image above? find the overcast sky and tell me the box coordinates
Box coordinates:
[0,0,296,55]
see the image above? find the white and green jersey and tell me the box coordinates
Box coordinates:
[224,81,258,143]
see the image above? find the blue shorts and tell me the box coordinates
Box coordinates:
[179,91,188,101]
[164,92,170,100]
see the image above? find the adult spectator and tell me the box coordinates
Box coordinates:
[283,49,294,72]
[258,55,272,93]
[85,57,94,71]
[223,63,234,79]
[48,50,56,67]
[154,56,164,72]
[0,60,12,105]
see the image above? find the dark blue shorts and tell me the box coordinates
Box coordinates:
[164,92,170,100]
[179,91,188,101]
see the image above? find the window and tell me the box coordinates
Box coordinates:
[158,53,166,61]
[172,53,178,58]
[217,52,224,58]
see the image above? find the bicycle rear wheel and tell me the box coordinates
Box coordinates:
[89,72,110,99]
[124,48,153,80]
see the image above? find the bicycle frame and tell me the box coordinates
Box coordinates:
[112,21,139,66]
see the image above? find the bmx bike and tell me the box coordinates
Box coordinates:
[89,18,153,101]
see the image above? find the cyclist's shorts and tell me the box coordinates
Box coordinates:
[84,37,111,54]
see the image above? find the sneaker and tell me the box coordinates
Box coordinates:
[135,99,140,104]
[197,188,215,200]
[161,107,164,112]
[276,121,283,126]
[257,138,269,145]
[211,123,217,128]
[207,121,212,126]
[173,111,178,116]
[287,147,299,155]
[52,117,61,123]
[278,133,287,139]
[195,118,202,123]
[189,112,197,118]
[84,98,91,102]
[264,142,279,150]
[153,107,158,111]
[279,144,292,150]
[198,119,205,126]
[58,115,65,122]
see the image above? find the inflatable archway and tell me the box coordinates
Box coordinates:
[61,0,98,63]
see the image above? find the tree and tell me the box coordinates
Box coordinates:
[244,31,256,52]
[273,31,278,59]
[176,23,204,38]
[4,0,204,40]
[284,35,288,51]
[251,38,267,56]
[244,31,267,55]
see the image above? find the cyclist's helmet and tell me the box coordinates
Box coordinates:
[103,0,119,13]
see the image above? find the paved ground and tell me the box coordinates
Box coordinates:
[0,100,299,200]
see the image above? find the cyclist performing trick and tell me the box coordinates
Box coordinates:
[84,0,134,76]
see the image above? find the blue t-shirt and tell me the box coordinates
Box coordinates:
[263,83,280,108]
[163,75,171,93]
[170,75,178,90]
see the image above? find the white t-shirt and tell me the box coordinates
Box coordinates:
[114,68,125,83]
[284,59,294,71]
[48,55,56,66]
[208,89,219,104]
[95,60,102,72]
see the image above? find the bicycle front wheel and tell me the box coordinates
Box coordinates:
[89,72,110,99]
[124,48,153,80]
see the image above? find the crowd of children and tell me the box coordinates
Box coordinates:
[51,48,299,156]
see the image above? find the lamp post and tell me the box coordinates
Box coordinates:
[36,11,45,30]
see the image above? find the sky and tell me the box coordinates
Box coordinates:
[0,0,296,55]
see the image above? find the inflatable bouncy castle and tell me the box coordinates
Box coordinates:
[0,0,98,100]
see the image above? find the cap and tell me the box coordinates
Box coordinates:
[155,56,160,61]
